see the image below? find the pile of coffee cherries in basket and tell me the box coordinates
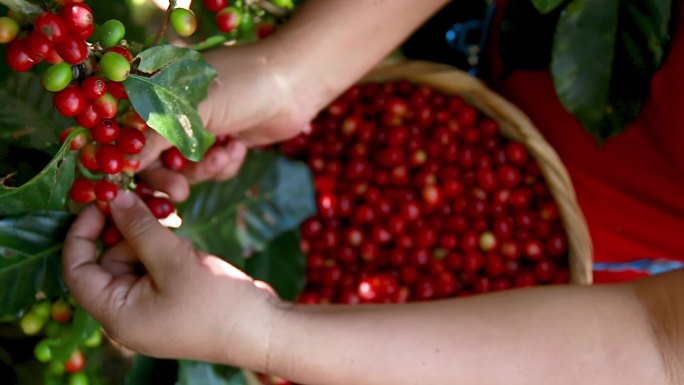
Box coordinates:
[281,80,571,308]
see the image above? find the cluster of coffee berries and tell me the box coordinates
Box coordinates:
[201,0,241,33]
[280,80,570,308]
[0,2,178,246]
[20,298,101,385]
[4,3,91,71]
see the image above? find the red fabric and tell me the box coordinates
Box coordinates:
[488,2,684,280]
[593,270,650,284]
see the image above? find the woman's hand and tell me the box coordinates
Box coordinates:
[139,41,320,201]
[62,192,283,368]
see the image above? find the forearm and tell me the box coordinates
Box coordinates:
[269,0,450,112]
[265,283,669,385]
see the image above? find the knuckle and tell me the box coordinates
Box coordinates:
[125,214,156,242]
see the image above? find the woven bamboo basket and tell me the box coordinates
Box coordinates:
[247,60,594,385]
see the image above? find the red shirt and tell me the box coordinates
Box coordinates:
[489,2,684,282]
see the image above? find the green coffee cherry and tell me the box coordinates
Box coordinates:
[100,52,131,82]
[20,312,45,336]
[43,63,74,92]
[271,0,294,9]
[83,329,102,348]
[0,16,20,44]
[44,320,61,337]
[69,372,89,385]
[99,20,126,49]
[170,8,197,37]
[49,360,65,375]
[34,339,53,363]
[32,301,52,320]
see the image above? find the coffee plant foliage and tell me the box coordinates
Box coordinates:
[0,0,310,384]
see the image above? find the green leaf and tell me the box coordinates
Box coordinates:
[0,211,74,317]
[530,0,566,14]
[551,0,673,142]
[0,72,71,152]
[126,356,179,385]
[176,151,315,267]
[126,356,158,385]
[0,128,83,216]
[125,45,217,162]
[177,361,247,385]
[246,230,305,301]
[0,0,41,15]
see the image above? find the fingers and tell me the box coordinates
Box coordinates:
[183,141,248,183]
[62,205,115,319]
[233,125,304,148]
[139,131,172,170]
[110,192,188,286]
[213,141,248,180]
[140,166,190,202]
[100,242,138,277]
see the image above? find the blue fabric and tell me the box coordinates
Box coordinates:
[444,3,497,76]
[593,260,684,276]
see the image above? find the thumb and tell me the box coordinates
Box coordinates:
[111,191,187,285]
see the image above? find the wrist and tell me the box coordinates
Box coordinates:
[265,33,337,122]
[212,286,291,371]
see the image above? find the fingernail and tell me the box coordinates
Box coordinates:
[209,151,229,170]
[113,191,136,209]
[226,141,245,161]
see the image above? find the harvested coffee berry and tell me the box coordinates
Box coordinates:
[101,223,123,246]
[145,197,175,219]
[162,147,189,171]
[135,181,155,197]
[281,78,572,363]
